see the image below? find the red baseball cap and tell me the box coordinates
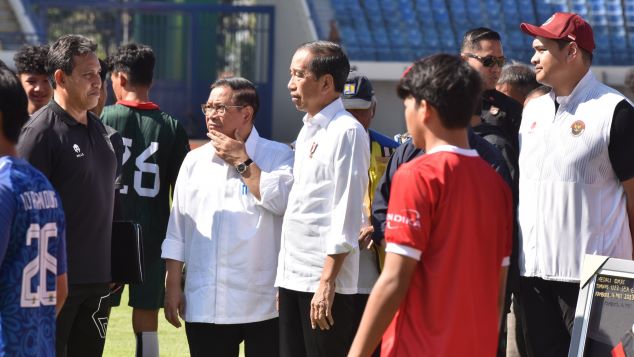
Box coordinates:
[520,12,595,53]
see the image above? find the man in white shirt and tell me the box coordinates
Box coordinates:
[161,77,294,357]
[518,13,634,356]
[275,41,370,357]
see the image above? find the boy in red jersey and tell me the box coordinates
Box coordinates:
[348,54,513,357]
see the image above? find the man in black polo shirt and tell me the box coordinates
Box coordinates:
[17,34,118,357]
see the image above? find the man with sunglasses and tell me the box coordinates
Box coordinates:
[518,13,634,356]
[162,77,293,357]
[462,27,523,357]
[461,28,523,156]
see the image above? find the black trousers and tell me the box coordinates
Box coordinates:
[517,277,579,357]
[185,318,279,357]
[56,283,112,357]
[279,287,355,357]
[351,294,380,357]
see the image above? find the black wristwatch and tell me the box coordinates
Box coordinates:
[236,158,253,175]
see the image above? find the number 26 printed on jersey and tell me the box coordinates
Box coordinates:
[21,223,57,308]
[120,138,160,198]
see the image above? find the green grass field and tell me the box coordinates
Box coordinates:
[103,289,190,356]
[103,289,245,356]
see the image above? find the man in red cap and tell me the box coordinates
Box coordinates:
[518,12,634,357]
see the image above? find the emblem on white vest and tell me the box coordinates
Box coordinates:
[570,120,585,136]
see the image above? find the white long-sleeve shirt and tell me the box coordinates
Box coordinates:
[161,128,294,324]
[275,98,370,294]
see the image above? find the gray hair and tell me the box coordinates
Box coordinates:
[497,62,539,99]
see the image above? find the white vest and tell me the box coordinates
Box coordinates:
[518,71,633,282]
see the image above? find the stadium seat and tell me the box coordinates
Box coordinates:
[322,0,634,64]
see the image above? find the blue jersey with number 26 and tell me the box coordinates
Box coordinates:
[0,156,66,357]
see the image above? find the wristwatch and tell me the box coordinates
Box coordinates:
[236,158,253,175]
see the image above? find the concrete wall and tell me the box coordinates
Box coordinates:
[369,80,407,139]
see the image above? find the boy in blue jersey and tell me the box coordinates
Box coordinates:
[0,62,67,356]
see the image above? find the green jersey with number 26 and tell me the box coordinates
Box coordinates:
[101,102,190,255]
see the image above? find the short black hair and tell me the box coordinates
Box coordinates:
[47,34,97,88]
[98,58,108,84]
[14,45,49,75]
[0,61,29,143]
[498,62,539,99]
[554,39,593,65]
[397,54,482,129]
[211,77,260,120]
[106,43,155,87]
[296,41,350,93]
[461,27,502,52]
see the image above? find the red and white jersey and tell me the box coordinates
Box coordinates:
[383,145,512,357]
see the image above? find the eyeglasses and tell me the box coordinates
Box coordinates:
[462,53,506,68]
[201,103,244,115]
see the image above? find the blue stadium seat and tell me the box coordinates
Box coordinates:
[448,0,467,14]
[610,27,627,49]
[594,50,613,65]
[366,12,384,28]
[422,27,441,50]
[572,4,589,15]
[380,0,398,12]
[507,31,524,46]
[606,2,623,12]
[388,27,406,47]
[607,14,624,25]
[589,14,609,26]
[415,0,433,14]
[594,27,612,49]
[365,0,381,10]
[438,27,457,51]
[504,11,521,27]
[328,0,634,64]
[374,46,393,61]
[401,7,419,27]
[433,8,451,24]
[373,28,390,47]
[484,0,502,13]
[331,0,346,12]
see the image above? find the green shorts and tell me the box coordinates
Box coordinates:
[111,257,165,309]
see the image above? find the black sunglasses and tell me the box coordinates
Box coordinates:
[462,53,506,68]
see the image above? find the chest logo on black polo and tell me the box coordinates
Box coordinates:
[571,120,585,137]
[73,144,85,158]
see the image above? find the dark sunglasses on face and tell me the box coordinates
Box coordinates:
[462,53,506,68]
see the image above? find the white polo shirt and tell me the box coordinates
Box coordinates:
[275,98,370,294]
[518,70,633,282]
[161,128,294,324]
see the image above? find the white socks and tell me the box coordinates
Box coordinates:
[135,331,159,357]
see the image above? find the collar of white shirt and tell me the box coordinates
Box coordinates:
[244,126,260,159]
[302,97,345,128]
[553,69,594,107]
